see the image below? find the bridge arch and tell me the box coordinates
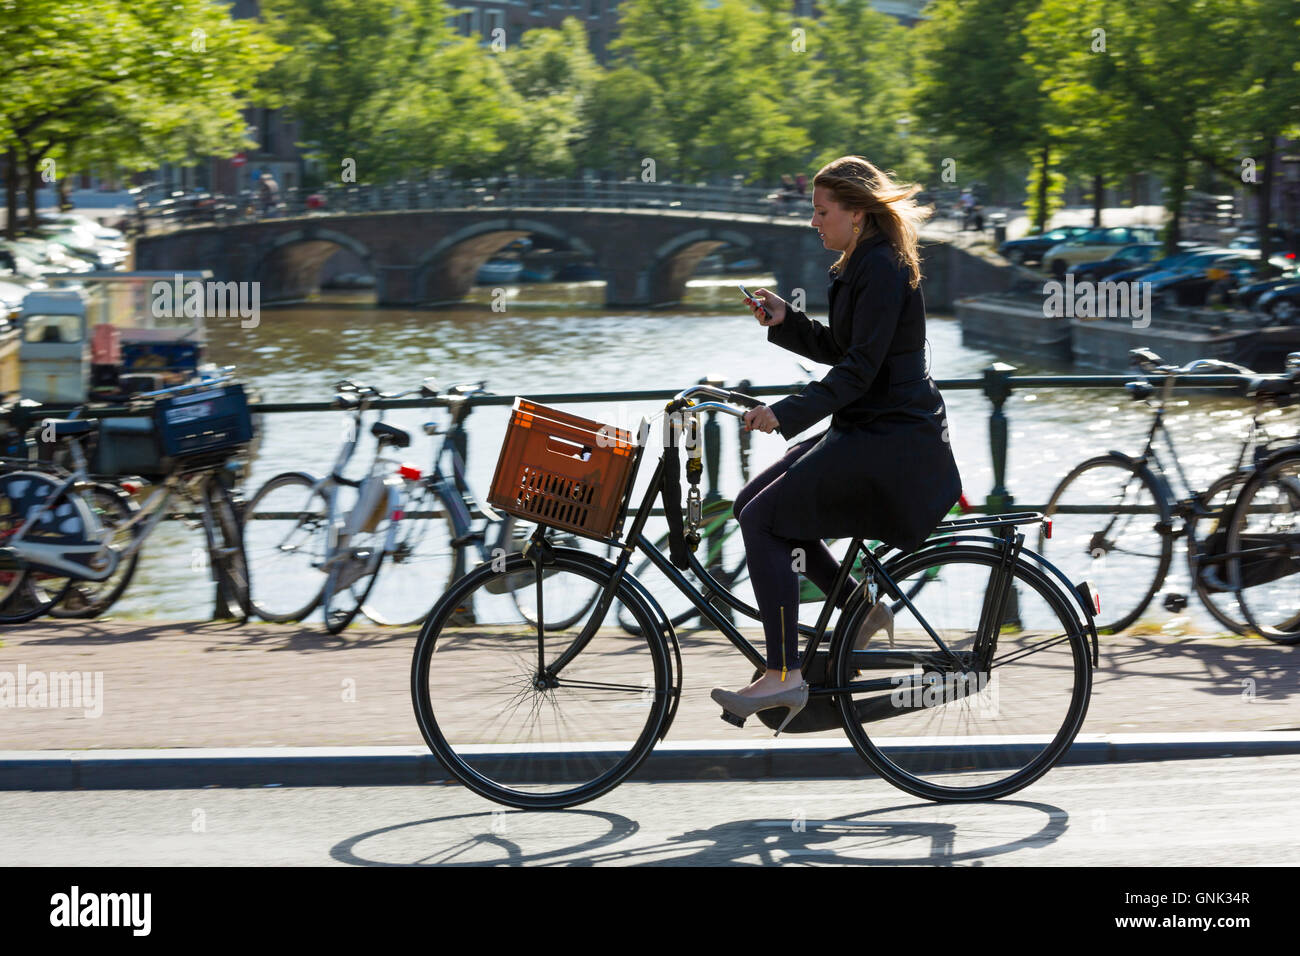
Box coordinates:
[641,228,769,305]
[255,227,376,303]
[414,218,596,303]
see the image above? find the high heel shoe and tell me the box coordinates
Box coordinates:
[854,599,894,650]
[710,681,810,737]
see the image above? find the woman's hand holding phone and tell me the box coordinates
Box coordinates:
[741,286,786,327]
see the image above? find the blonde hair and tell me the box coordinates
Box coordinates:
[814,156,931,289]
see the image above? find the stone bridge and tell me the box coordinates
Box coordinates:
[134,208,1008,310]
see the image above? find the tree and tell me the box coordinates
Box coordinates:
[912,0,1051,227]
[0,0,282,237]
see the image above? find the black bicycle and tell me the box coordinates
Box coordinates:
[412,384,1097,810]
[1038,348,1300,634]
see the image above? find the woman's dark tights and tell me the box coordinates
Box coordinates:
[733,436,858,673]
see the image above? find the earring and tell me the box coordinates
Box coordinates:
[853,225,860,233]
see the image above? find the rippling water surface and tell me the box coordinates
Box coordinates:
[106,277,1297,633]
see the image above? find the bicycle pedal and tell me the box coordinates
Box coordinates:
[1163,592,1189,612]
[719,710,746,729]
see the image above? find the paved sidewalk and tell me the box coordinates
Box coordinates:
[0,619,1295,752]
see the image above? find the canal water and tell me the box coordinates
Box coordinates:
[109,276,1298,635]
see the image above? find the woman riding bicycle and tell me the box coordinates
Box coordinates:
[712,155,963,730]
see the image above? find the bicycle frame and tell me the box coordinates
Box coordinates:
[530,392,1054,705]
[1131,371,1287,515]
[2,445,224,581]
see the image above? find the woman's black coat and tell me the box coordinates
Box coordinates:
[765,231,962,554]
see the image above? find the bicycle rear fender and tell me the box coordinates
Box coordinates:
[885,534,1100,669]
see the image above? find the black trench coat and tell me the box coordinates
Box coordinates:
[765,231,962,554]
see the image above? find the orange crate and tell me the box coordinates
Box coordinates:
[488,399,639,541]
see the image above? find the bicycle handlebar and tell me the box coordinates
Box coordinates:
[670,384,762,414]
[1129,348,1256,377]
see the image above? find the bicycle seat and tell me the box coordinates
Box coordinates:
[370,421,411,448]
[39,418,96,438]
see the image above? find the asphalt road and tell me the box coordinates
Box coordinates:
[3,755,1297,866]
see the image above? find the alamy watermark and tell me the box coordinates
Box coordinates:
[1043,275,1151,329]
[50,886,150,935]
[890,667,999,715]
[151,273,260,329]
[0,665,103,718]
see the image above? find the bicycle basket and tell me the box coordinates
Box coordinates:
[488,398,639,542]
[152,382,254,468]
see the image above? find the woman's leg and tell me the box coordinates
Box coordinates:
[733,436,858,609]
[732,436,817,522]
[736,479,802,675]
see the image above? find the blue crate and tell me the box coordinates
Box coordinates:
[152,383,254,464]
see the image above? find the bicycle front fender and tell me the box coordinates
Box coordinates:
[1104,451,1176,530]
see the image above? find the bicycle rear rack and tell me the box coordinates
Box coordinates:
[929,511,1046,535]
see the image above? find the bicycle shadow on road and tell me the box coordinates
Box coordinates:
[328,800,1068,867]
[1097,633,1297,704]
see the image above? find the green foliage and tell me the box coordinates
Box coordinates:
[0,0,283,234]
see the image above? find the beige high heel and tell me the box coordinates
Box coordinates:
[710,681,810,736]
[854,599,895,650]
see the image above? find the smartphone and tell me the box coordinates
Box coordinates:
[738,284,771,319]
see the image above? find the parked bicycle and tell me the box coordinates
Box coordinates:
[1218,376,1300,643]
[1038,348,1300,635]
[361,380,610,628]
[0,376,253,623]
[412,385,1098,809]
[243,379,608,632]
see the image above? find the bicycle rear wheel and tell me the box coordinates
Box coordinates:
[1039,455,1171,633]
[833,543,1091,802]
[0,470,85,623]
[50,483,140,619]
[615,498,749,635]
[411,549,670,809]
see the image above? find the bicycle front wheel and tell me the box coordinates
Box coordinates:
[205,477,251,619]
[412,550,671,810]
[1039,455,1171,633]
[1185,470,1253,635]
[833,543,1092,802]
[1223,454,1300,643]
[243,472,328,623]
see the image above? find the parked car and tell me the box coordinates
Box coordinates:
[1149,254,1278,307]
[1065,243,1161,281]
[1105,246,1216,284]
[1043,226,1161,277]
[1234,266,1300,309]
[998,226,1092,266]
[1256,281,1300,325]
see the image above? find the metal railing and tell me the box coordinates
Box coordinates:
[136,178,975,231]
[7,364,1273,516]
[7,363,1285,621]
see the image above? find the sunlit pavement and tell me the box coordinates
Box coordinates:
[2,756,1296,866]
